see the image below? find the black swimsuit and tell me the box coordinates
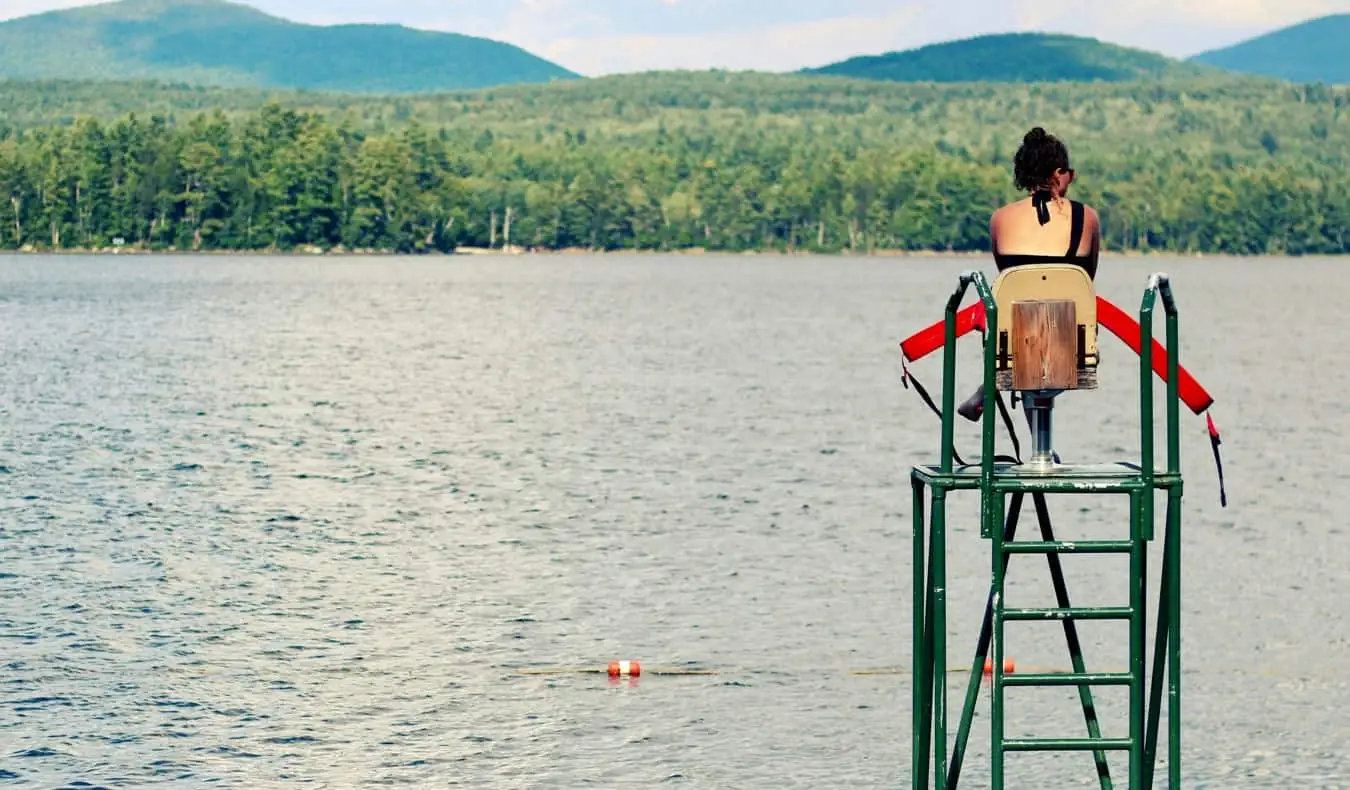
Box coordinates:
[993,198,1097,280]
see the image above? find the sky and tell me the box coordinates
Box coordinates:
[2,0,1348,76]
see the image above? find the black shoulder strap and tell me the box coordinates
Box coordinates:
[1066,201,1085,257]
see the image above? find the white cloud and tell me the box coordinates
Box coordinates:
[1100,0,1347,28]
[523,5,930,75]
[5,0,1350,71]
[1008,0,1350,55]
[0,0,98,21]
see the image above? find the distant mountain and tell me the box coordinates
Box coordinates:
[0,0,578,93]
[804,32,1215,83]
[1191,15,1350,85]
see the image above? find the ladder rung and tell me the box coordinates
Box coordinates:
[1002,606,1133,621]
[1003,738,1134,752]
[1003,540,1135,555]
[1001,672,1134,687]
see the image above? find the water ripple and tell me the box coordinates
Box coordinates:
[0,254,1344,787]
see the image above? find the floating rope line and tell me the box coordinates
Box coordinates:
[850,662,1129,676]
[512,658,1129,678]
[518,667,720,677]
[517,660,717,678]
[513,662,1298,679]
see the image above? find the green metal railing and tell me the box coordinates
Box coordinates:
[1141,274,1184,790]
[910,270,1185,789]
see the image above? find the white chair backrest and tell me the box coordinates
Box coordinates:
[990,264,1099,391]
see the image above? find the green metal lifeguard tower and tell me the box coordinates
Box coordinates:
[908,267,1187,789]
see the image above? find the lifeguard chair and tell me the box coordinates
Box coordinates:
[905,268,1195,790]
[989,263,1099,471]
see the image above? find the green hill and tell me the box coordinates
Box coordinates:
[0,0,578,93]
[804,32,1215,83]
[1191,14,1350,85]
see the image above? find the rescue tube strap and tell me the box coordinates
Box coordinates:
[1207,413,1228,507]
[995,388,1023,464]
[901,359,1022,467]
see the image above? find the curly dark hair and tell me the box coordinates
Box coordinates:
[1013,127,1071,192]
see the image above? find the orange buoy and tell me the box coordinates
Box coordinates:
[607,660,641,678]
[983,657,1015,674]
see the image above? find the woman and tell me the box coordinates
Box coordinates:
[956,126,1101,422]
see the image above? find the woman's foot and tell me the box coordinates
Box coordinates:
[957,385,984,422]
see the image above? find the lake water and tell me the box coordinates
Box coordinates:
[0,254,1345,788]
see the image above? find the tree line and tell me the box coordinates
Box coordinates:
[1,73,1348,254]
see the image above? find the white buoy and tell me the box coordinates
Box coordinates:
[607,660,641,677]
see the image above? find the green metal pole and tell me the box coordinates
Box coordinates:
[1168,486,1182,788]
[1140,279,1158,542]
[1160,274,1183,788]
[977,271,998,525]
[1129,488,1147,790]
[1140,278,1157,474]
[913,475,931,790]
[965,270,999,540]
[1134,280,1158,789]
[1160,275,1181,477]
[990,491,1007,790]
[918,568,936,789]
[1142,506,1171,787]
[931,490,949,786]
[1146,277,1184,788]
[941,277,972,475]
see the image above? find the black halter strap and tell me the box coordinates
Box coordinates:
[1065,200,1085,257]
[1032,189,1052,225]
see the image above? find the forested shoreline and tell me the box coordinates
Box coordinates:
[2,74,1349,255]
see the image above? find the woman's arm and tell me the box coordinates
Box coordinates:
[1085,205,1102,277]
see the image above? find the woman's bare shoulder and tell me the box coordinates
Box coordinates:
[991,198,1030,225]
[1081,203,1102,232]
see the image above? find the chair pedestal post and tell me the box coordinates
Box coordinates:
[1023,390,1061,472]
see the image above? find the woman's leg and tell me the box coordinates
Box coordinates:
[957,384,984,421]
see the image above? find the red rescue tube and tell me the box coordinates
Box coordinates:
[1094,297,1214,415]
[898,303,986,364]
[899,297,1214,416]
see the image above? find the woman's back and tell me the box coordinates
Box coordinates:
[991,128,1100,279]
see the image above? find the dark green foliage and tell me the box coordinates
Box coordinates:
[1,71,1349,255]
[0,0,577,93]
[805,33,1215,83]
[1191,15,1350,85]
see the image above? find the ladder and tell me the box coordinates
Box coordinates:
[909,270,1184,789]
